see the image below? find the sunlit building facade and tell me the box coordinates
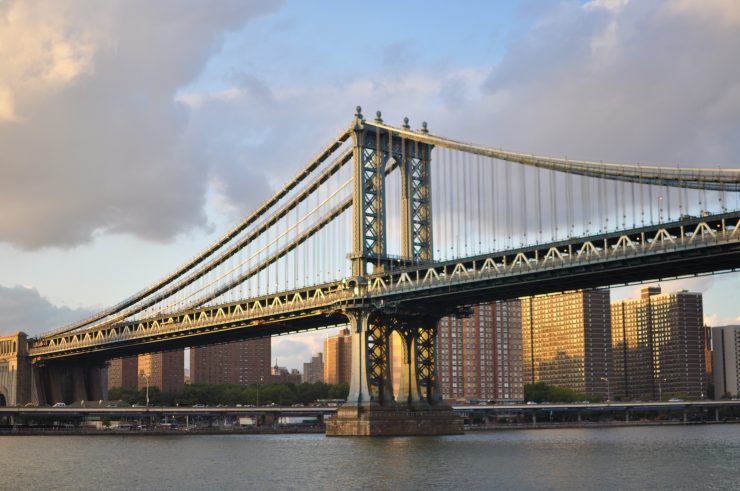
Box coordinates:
[138,350,184,393]
[437,300,524,402]
[611,287,706,400]
[522,290,611,399]
[324,328,351,385]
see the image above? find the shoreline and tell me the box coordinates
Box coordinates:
[465,419,740,431]
[2,419,739,436]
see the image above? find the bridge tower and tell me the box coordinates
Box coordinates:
[0,332,32,406]
[349,108,433,276]
[328,109,461,435]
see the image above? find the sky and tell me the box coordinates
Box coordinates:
[1,0,740,370]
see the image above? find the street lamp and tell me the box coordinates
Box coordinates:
[600,377,611,403]
[658,377,667,401]
[257,375,264,407]
[140,371,150,409]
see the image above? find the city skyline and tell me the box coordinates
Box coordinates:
[1,0,740,372]
[2,1,740,486]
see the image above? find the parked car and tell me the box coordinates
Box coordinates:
[53,402,66,407]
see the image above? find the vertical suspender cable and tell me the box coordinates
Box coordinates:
[536,166,543,243]
[550,168,556,241]
[456,151,462,256]
[491,157,497,251]
[665,184,671,222]
[631,179,636,228]
[505,160,512,248]
[477,154,482,254]
[521,163,527,246]
[463,152,469,255]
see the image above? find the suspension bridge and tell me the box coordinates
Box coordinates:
[2,107,739,435]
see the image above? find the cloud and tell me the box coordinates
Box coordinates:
[183,0,740,209]
[612,276,716,301]
[5,0,739,253]
[0,0,281,250]
[467,0,740,167]
[272,328,338,371]
[704,313,740,327]
[0,284,97,337]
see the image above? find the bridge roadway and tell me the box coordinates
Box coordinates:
[28,211,740,362]
[2,400,740,418]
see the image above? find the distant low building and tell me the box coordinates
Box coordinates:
[303,353,324,384]
[712,325,740,399]
[271,362,301,384]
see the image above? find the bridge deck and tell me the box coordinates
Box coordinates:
[28,211,740,361]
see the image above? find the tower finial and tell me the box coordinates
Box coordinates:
[421,121,429,133]
[375,110,383,123]
[355,106,363,120]
[402,117,410,129]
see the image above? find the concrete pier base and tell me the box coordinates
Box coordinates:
[326,404,463,436]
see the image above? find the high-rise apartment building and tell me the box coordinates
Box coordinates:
[324,328,351,385]
[107,356,138,389]
[190,338,271,386]
[303,353,324,384]
[522,290,611,399]
[712,325,740,399]
[138,350,184,393]
[611,290,654,398]
[611,287,706,400]
[437,300,523,402]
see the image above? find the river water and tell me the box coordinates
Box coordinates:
[1,425,738,490]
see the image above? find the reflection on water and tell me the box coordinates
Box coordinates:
[1,425,739,490]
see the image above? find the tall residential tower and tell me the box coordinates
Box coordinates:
[437,300,523,402]
[611,287,706,400]
[522,290,612,399]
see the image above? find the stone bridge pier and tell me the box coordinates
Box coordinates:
[326,308,463,436]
